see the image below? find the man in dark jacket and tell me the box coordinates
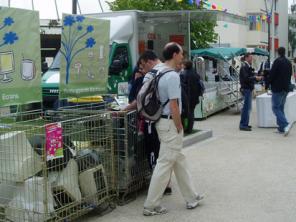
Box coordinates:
[269,47,292,136]
[239,53,262,131]
[180,60,202,134]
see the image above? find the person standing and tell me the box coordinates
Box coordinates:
[239,53,262,131]
[258,59,271,90]
[269,47,293,136]
[180,60,202,134]
[143,43,203,216]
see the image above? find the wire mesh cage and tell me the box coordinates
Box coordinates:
[59,104,151,204]
[0,110,115,222]
[110,111,150,204]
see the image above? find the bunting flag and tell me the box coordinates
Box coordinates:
[196,0,201,6]
[248,15,269,23]
[175,0,227,12]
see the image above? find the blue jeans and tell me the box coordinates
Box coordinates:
[271,91,289,132]
[240,89,252,128]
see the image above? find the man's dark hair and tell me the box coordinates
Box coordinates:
[183,60,193,70]
[163,43,182,60]
[244,52,252,60]
[139,50,158,62]
[277,47,285,57]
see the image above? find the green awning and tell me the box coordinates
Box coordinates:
[247,48,269,56]
[191,47,247,61]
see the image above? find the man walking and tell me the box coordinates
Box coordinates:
[269,47,293,136]
[137,51,172,195]
[143,43,203,216]
[239,53,261,131]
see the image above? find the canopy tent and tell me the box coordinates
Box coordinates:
[191,47,269,61]
[191,47,246,61]
[246,48,269,56]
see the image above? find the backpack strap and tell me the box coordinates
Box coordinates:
[156,68,174,109]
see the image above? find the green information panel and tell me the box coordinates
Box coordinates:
[60,14,110,98]
[0,7,42,106]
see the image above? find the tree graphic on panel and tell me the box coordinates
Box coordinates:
[61,15,96,84]
[0,16,19,83]
[0,17,19,48]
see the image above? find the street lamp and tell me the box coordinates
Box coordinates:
[264,0,274,63]
[72,0,78,14]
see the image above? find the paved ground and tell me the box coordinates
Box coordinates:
[83,101,296,222]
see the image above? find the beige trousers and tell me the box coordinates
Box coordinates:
[144,118,197,209]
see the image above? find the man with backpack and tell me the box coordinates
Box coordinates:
[142,43,203,216]
[138,50,172,195]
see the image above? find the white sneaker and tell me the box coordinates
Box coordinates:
[186,195,204,209]
[143,206,167,216]
[284,123,292,136]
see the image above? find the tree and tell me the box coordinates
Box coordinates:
[61,15,96,84]
[0,17,19,48]
[107,0,217,49]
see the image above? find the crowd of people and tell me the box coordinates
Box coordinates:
[123,43,294,216]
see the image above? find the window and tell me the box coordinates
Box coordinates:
[274,25,278,37]
[274,0,277,12]
[109,46,129,76]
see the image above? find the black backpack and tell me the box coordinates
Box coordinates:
[137,68,173,121]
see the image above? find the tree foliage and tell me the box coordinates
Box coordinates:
[107,0,217,49]
[108,0,198,11]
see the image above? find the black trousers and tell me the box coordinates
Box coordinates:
[187,107,195,134]
[143,121,160,170]
[183,106,196,134]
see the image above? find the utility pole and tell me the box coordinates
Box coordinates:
[98,0,104,12]
[264,0,274,63]
[72,0,77,14]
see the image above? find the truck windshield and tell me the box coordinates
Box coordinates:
[49,51,61,70]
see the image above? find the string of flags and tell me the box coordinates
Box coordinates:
[176,0,227,12]
[248,14,272,22]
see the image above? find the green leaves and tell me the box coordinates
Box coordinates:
[191,21,218,49]
[107,0,199,11]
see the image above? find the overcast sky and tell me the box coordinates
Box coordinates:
[0,0,293,19]
[0,0,113,19]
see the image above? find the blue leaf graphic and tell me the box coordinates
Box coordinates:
[63,15,75,26]
[76,15,85,22]
[3,32,18,45]
[4,17,14,26]
[87,25,94,33]
[85,37,96,48]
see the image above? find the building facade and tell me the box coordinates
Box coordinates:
[213,0,288,60]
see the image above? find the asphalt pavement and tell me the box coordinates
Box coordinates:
[83,101,296,222]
